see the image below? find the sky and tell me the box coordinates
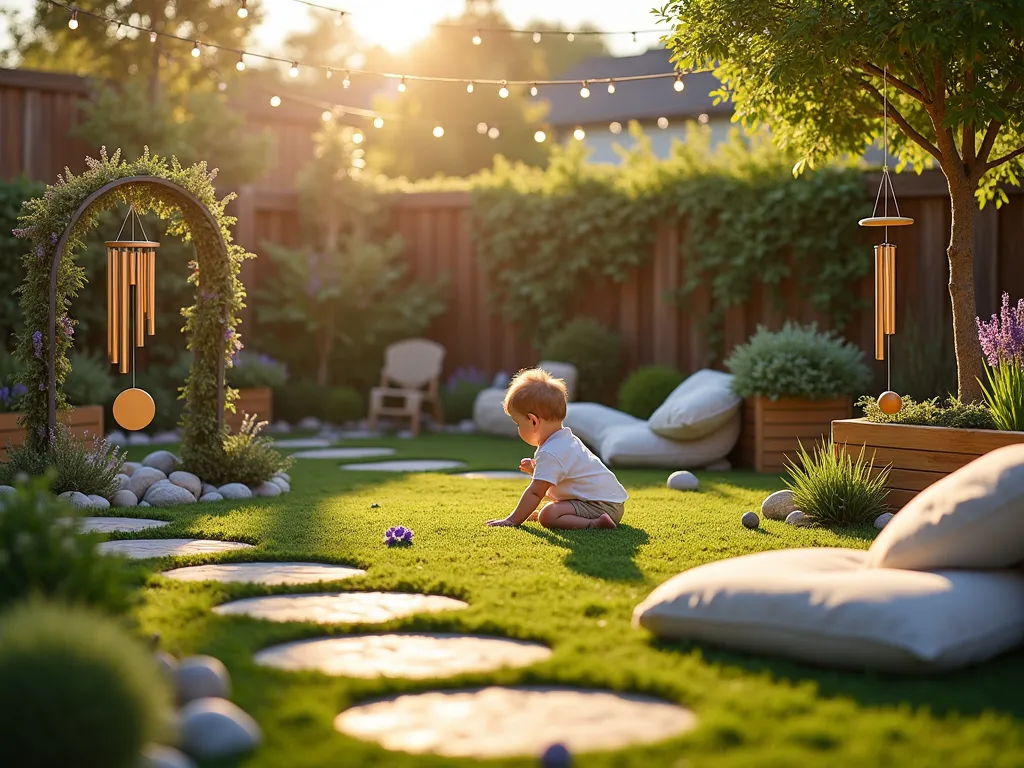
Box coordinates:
[0,0,670,60]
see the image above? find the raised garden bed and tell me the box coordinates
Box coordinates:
[226,386,273,433]
[735,396,852,473]
[831,418,1024,509]
[0,405,105,461]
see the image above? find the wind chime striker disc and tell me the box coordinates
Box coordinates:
[113,388,156,431]
[858,216,915,227]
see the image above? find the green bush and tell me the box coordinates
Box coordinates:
[617,365,685,419]
[204,414,292,486]
[0,428,124,498]
[440,368,490,424]
[725,322,871,400]
[227,350,289,390]
[0,599,171,768]
[785,438,891,527]
[0,474,129,611]
[274,382,326,423]
[858,394,995,430]
[541,319,624,403]
[63,351,116,407]
[323,387,364,424]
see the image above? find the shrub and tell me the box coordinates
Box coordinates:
[0,474,129,611]
[0,382,28,413]
[617,365,685,419]
[323,387,364,424]
[858,394,995,430]
[274,382,326,423]
[540,319,624,403]
[441,366,490,424]
[0,427,124,498]
[0,599,171,768]
[204,414,293,486]
[726,321,872,400]
[63,351,116,407]
[227,350,289,390]
[785,438,891,526]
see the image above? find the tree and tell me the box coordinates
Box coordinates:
[658,0,1024,402]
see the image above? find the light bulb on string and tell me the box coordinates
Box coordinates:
[289,62,299,77]
[610,121,622,134]
[472,30,482,45]
[488,126,499,139]
[218,81,227,92]
[342,71,351,88]
[325,68,333,79]
[567,32,575,41]
[352,157,366,169]
[236,54,245,71]
[573,126,586,140]
[673,74,684,92]
[534,130,546,143]
[607,80,616,94]
[68,9,78,29]
[498,81,509,98]
[321,110,332,122]
[149,31,157,42]
[191,40,201,57]
[657,116,669,129]
[237,0,247,18]
[270,95,281,107]
[352,132,364,144]
[466,81,474,93]
[580,81,590,98]
[533,31,541,43]
[530,83,538,97]
[398,77,407,93]
[477,122,488,135]
[433,125,445,138]
[373,117,384,128]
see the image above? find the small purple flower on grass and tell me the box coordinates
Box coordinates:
[385,526,414,546]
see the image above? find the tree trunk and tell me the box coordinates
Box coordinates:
[945,171,985,403]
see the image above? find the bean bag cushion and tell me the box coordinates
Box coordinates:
[632,547,1024,673]
[868,443,1024,571]
[648,369,741,441]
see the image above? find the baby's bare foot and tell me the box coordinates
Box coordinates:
[527,510,540,522]
[591,513,617,530]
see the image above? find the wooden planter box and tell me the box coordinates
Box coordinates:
[226,387,273,433]
[0,405,105,461]
[734,396,853,473]
[831,418,1024,510]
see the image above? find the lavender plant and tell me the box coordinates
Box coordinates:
[0,383,28,413]
[0,427,124,498]
[976,293,1024,431]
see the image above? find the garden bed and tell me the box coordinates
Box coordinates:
[0,405,104,461]
[227,387,273,433]
[735,396,852,473]
[831,418,1024,509]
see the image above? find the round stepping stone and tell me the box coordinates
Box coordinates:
[76,517,170,534]
[334,686,697,758]
[291,448,396,460]
[341,460,465,472]
[214,592,465,625]
[273,438,332,449]
[162,562,366,585]
[98,539,253,559]
[452,471,527,480]
[256,634,551,679]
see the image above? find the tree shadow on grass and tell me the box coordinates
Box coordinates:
[521,524,651,582]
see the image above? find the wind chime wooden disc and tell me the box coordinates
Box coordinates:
[858,216,915,227]
[113,388,156,431]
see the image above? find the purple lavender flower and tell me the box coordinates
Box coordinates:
[60,316,74,339]
[35,245,44,260]
[384,526,414,546]
[977,292,1024,366]
[50,232,58,244]
[11,227,30,239]
[32,330,43,359]
[224,327,235,342]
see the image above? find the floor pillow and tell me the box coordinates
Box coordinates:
[633,548,1024,673]
[648,369,741,441]
[868,443,1024,571]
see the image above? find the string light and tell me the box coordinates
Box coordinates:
[674,74,684,92]
[466,81,474,93]
[321,110,331,121]
[289,61,299,77]
[488,126,499,139]
[433,125,445,138]
[68,8,78,28]
[573,126,585,140]
[398,76,407,93]
[149,30,157,42]
[191,40,200,57]
[477,122,488,135]
[698,113,709,125]
[472,30,482,45]
[498,81,509,98]
[236,53,245,71]
[657,117,669,129]
[610,121,622,134]
[325,68,332,78]
[530,84,539,96]
[342,71,351,88]
[533,31,541,43]
[270,95,281,107]
[237,0,248,18]
[534,130,546,143]
[352,131,364,143]
[373,117,384,128]
[607,80,616,94]
[567,32,575,42]
[580,81,590,98]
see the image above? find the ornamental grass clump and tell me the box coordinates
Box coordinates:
[784,438,890,527]
[208,414,292,486]
[977,293,1024,431]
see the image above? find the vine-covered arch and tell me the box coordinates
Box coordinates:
[12,148,253,478]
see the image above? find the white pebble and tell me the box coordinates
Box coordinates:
[666,471,699,491]
[874,512,895,530]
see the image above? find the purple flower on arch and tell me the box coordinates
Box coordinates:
[60,317,74,339]
[50,232,58,244]
[32,331,43,359]
[35,245,44,261]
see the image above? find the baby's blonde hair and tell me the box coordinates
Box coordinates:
[502,368,568,421]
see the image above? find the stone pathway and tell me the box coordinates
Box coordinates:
[162,562,367,585]
[334,686,698,759]
[451,471,527,480]
[213,592,467,624]
[99,539,253,559]
[340,460,465,472]
[255,634,552,679]
[290,448,396,460]
[75,517,170,533]
[272,438,333,449]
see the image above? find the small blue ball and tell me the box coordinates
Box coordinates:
[540,743,572,767]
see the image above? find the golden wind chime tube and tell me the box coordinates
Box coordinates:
[873,243,897,360]
[106,237,159,374]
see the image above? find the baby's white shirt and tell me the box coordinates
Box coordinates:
[532,427,628,503]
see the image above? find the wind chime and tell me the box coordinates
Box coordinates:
[859,65,913,416]
[107,207,159,431]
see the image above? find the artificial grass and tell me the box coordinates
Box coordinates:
[114,434,1024,768]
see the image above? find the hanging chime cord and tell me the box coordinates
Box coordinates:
[884,66,891,393]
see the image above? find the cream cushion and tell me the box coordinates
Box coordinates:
[536,360,578,401]
[472,388,518,438]
[633,548,1024,673]
[868,443,1024,571]
[565,403,740,468]
[648,369,741,441]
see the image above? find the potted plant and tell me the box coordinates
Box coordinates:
[833,294,1024,510]
[225,351,288,433]
[725,322,871,473]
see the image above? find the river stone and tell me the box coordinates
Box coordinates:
[57,491,92,509]
[296,417,321,430]
[272,471,290,483]
[169,471,202,499]
[200,492,224,503]
[128,433,152,445]
[140,500,152,507]
[140,744,197,768]
[269,477,290,493]
[666,471,699,491]
[214,592,467,625]
[163,562,366,586]
[110,489,139,507]
[179,698,261,759]
[257,634,551,679]
[201,483,218,497]
[78,516,169,534]
[0,485,15,498]
[106,430,127,446]
[334,686,697,759]
[785,510,810,527]
[762,489,798,521]
[176,655,230,703]
[150,431,180,445]
[146,483,198,508]
[250,481,281,498]
[155,651,178,678]
[874,512,895,530]
[217,483,252,500]
[741,511,760,529]
[123,461,142,477]
[143,450,179,475]
[87,494,111,510]
[130,467,167,499]
[98,538,252,559]
[115,473,131,492]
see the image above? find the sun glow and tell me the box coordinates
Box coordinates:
[351,2,457,53]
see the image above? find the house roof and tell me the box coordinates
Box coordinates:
[541,48,730,127]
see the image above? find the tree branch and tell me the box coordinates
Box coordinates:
[978,81,1022,165]
[859,80,942,163]
[901,53,933,104]
[856,61,928,103]
[986,144,1024,170]
[962,69,976,167]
